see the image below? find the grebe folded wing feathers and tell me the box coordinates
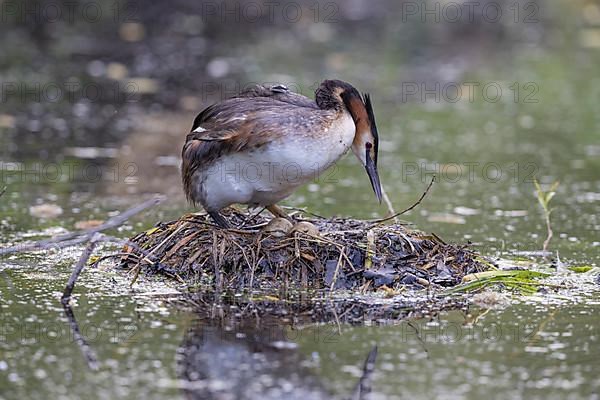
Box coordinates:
[238,83,318,109]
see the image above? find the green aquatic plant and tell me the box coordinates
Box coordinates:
[567,265,593,273]
[534,178,560,253]
[445,269,553,295]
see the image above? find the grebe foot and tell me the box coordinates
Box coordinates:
[266,204,292,221]
[208,211,231,229]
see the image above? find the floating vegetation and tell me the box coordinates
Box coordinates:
[118,209,491,293]
[445,270,553,295]
[567,265,593,273]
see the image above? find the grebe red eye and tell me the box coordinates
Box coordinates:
[365,142,372,149]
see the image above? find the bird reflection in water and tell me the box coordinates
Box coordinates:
[177,317,378,400]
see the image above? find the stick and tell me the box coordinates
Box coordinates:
[329,248,345,294]
[62,303,99,370]
[0,196,164,256]
[281,205,326,220]
[0,186,6,198]
[379,183,397,222]
[407,321,430,358]
[61,233,103,304]
[238,206,266,228]
[364,229,376,270]
[59,197,163,304]
[370,175,436,224]
[352,345,378,400]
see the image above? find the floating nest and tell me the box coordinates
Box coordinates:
[119,209,491,292]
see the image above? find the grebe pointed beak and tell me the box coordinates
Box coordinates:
[365,148,382,203]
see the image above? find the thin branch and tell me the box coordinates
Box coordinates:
[281,205,326,220]
[60,232,177,305]
[379,183,397,223]
[407,320,430,358]
[0,196,164,256]
[61,233,103,304]
[238,206,266,228]
[353,345,378,400]
[90,234,185,279]
[328,248,345,294]
[90,252,141,267]
[370,175,436,224]
[0,186,6,198]
[62,303,99,370]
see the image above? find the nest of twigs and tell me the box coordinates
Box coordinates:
[119,209,491,292]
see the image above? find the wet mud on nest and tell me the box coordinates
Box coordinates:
[119,208,492,294]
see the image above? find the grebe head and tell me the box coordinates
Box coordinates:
[316,80,382,202]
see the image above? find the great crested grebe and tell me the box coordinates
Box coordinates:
[181,79,382,228]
